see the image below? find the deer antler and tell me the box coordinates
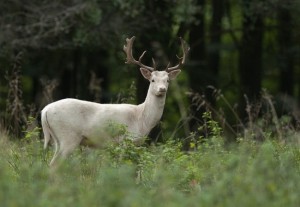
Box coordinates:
[123,36,156,71]
[165,37,190,72]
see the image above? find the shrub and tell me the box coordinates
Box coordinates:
[0,114,300,206]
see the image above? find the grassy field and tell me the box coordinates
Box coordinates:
[0,123,300,207]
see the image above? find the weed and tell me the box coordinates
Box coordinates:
[5,51,27,138]
[1,124,300,206]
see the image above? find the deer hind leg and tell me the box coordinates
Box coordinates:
[49,132,82,168]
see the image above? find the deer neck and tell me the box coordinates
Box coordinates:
[139,88,166,134]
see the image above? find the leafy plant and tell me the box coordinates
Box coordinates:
[1,125,300,206]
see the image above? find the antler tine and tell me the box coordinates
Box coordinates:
[166,37,190,72]
[138,51,147,62]
[123,36,155,71]
[152,58,157,69]
[165,62,171,69]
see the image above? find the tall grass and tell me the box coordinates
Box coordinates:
[0,118,299,207]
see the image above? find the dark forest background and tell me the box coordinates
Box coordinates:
[0,0,299,143]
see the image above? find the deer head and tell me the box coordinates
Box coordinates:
[123,36,189,97]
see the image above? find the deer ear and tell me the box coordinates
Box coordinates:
[140,68,152,80]
[168,69,181,80]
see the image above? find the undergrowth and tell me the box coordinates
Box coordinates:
[0,115,300,207]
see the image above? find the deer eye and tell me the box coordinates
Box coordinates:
[152,79,155,82]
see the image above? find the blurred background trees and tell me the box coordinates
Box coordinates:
[0,0,299,142]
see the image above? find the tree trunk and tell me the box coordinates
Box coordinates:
[278,4,294,96]
[207,0,224,105]
[238,0,264,120]
[188,0,206,131]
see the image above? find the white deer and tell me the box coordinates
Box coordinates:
[41,36,189,167]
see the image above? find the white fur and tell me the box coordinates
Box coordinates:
[41,69,181,166]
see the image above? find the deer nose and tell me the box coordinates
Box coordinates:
[159,87,167,92]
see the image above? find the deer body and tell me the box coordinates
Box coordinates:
[41,36,189,167]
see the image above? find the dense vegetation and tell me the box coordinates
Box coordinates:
[0,114,300,206]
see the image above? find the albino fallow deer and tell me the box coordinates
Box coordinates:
[41,36,189,167]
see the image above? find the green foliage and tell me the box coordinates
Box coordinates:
[114,0,145,18]
[24,116,41,141]
[1,125,300,206]
[171,0,199,25]
[116,80,137,104]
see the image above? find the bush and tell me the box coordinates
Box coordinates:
[1,126,300,207]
